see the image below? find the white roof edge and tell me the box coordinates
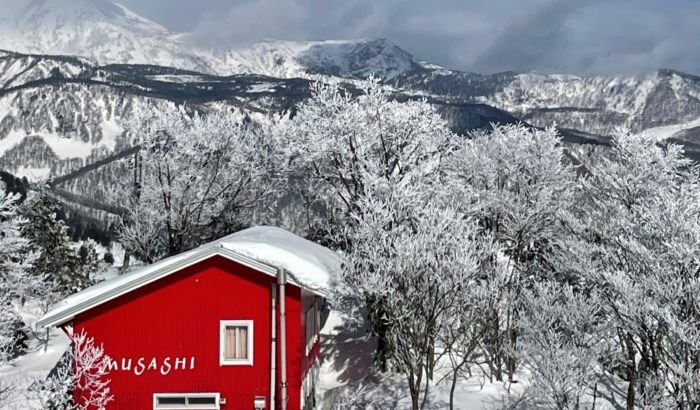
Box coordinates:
[37,245,322,330]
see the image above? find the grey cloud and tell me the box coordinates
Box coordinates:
[169,0,698,75]
[472,0,598,73]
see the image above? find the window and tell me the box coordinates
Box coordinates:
[305,305,318,356]
[220,320,253,365]
[153,393,220,409]
[304,298,325,356]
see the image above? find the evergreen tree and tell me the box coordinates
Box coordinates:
[77,239,102,282]
[21,193,90,296]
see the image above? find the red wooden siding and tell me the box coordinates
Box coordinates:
[71,255,310,410]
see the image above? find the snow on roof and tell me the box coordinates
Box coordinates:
[218,226,339,294]
[38,226,340,329]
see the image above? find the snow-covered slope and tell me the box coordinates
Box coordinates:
[472,70,700,134]
[0,51,316,215]
[0,0,419,80]
[642,116,700,142]
[204,38,419,80]
[0,52,94,89]
[0,0,212,73]
[398,67,700,135]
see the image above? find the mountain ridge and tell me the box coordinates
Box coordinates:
[0,0,422,80]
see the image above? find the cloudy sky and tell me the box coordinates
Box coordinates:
[12,0,700,75]
[116,0,699,75]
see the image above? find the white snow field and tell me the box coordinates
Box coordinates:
[315,310,529,410]
[0,303,70,410]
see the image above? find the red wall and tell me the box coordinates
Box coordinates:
[72,256,307,410]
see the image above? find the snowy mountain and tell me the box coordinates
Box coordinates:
[0,51,312,183]
[2,0,698,135]
[0,0,211,72]
[0,0,418,80]
[0,50,516,184]
[203,38,420,80]
[398,69,700,135]
[477,70,700,134]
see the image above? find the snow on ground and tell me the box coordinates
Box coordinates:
[146,74,210,83]
[641,116,700,141]
[0,128,118,160]
[91,241,128,282]
[11,166,51,182]
[248,82,277,93]
[316,310,527,410]
[0,303,70,410]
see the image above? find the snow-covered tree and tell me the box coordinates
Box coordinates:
[436,272,494,410]
[445,124,579,382]
[77,239,102,282]
[574,130,700,409]
[337,177,492,410]
[286,77,456,379]
[0,188,32,402]
[283,78,453,242]
[519,282,613,409]
[330,384,369,410]
[0,190,34,343]
[30,329,113,410]
[21,192,88,296]
[120,103,280,261]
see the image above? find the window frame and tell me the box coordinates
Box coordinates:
[153,392,220,409]
[305,305,317,356]
[219,319,254,366]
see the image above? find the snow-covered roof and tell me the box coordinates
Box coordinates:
[37,226,340,329]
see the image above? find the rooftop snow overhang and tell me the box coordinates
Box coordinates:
[37,244,328,330]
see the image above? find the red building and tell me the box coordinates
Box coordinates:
[38,226,340,410]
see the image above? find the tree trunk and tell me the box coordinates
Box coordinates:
[592,383,597,410]
[409,374,420,410]
[626,375,636,410]
[624,333,637,410]
[420,378,430,409]
[449,365,460,410]
[507,323,518,382]
[122,251,131,272]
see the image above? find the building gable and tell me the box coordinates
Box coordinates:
[38,226,339,329]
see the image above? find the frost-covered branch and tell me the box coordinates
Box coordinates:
[29,329,113,410]
[120,104,282,260]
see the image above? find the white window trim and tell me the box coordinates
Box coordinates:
[220,320,254,366]
[153,392,220,409]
